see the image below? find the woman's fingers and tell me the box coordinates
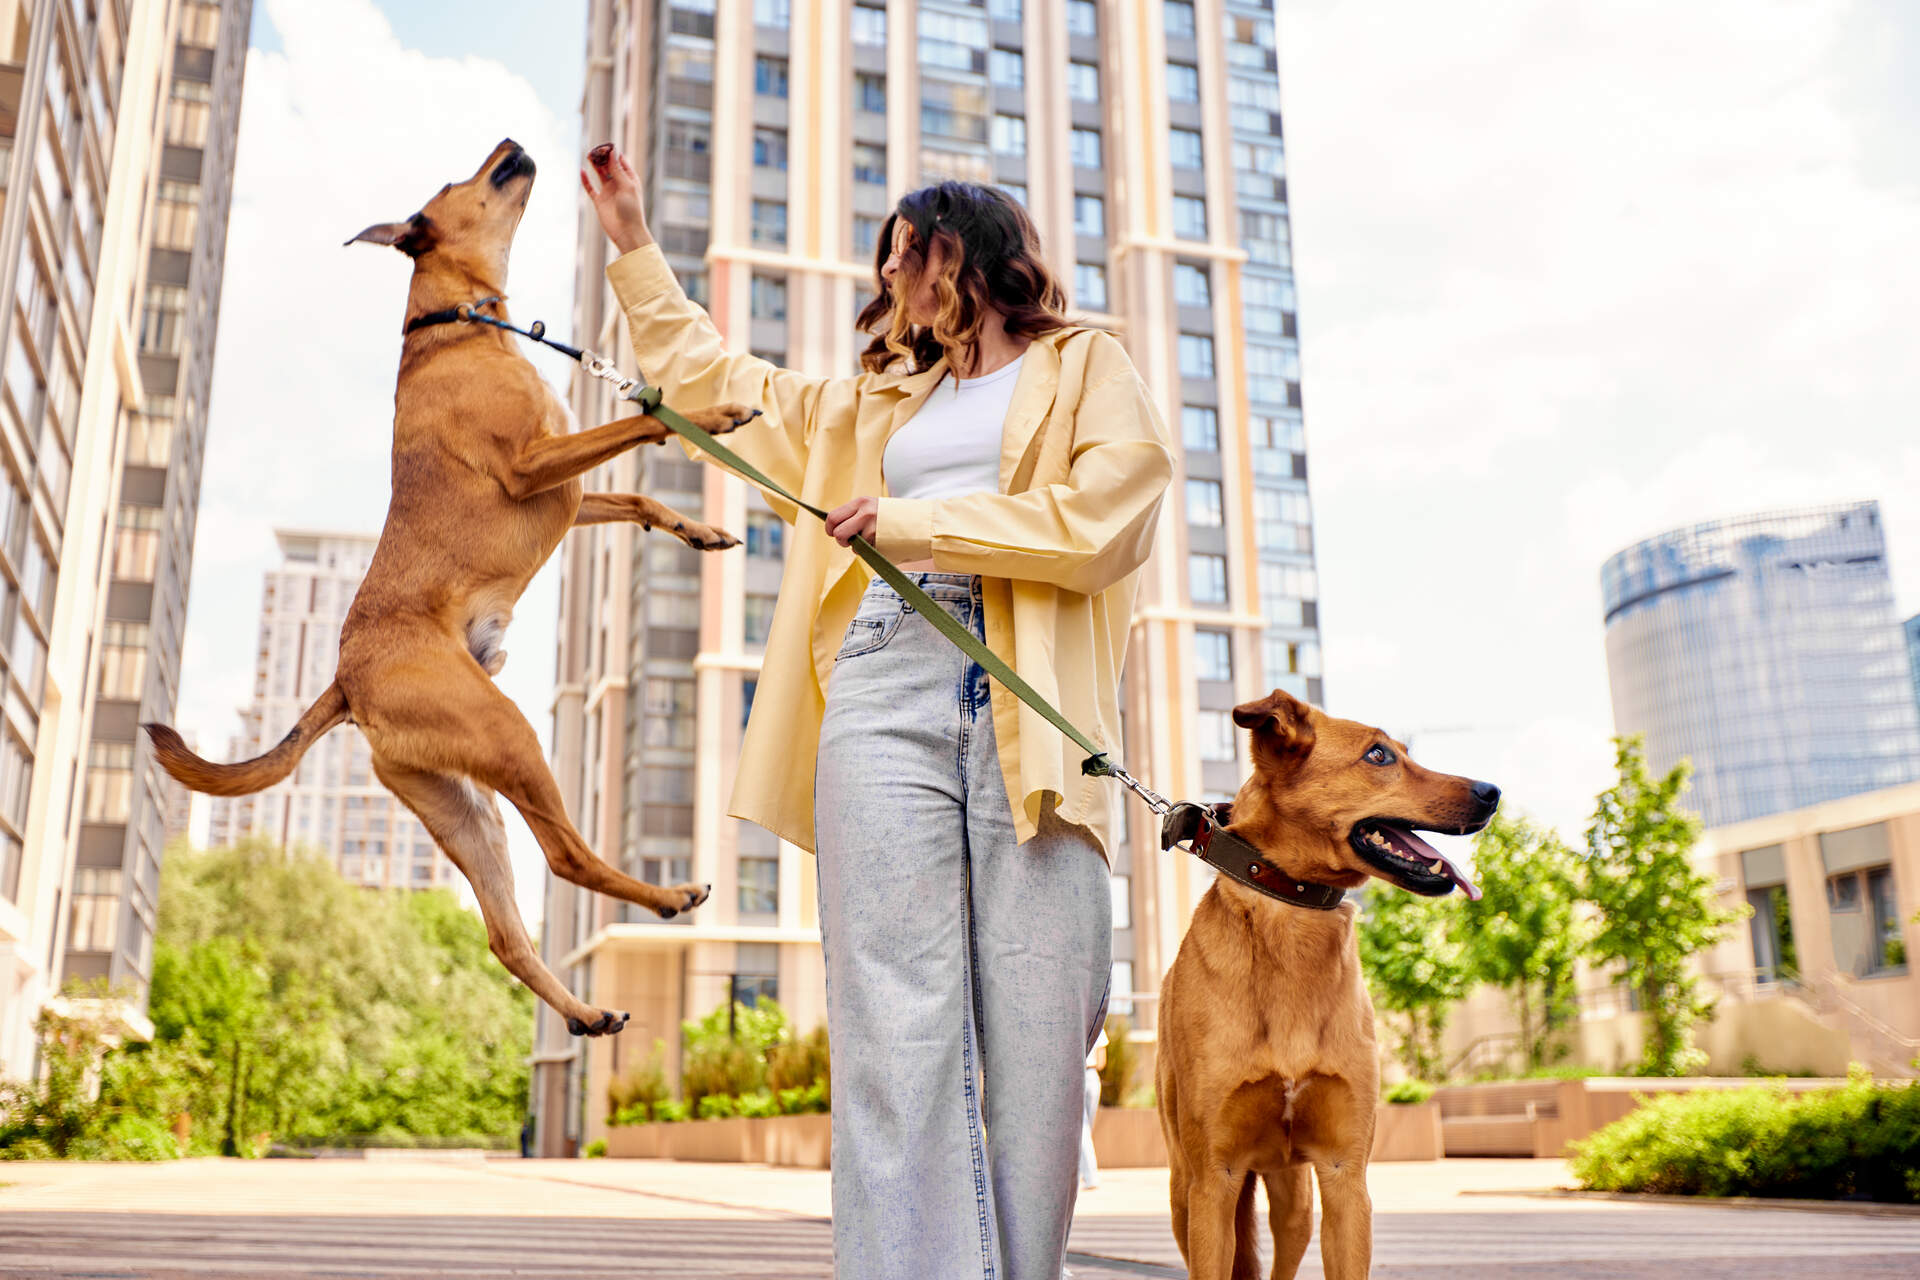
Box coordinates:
[579,168,594,197]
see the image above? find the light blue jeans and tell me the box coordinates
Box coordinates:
[815,573,1113,1280]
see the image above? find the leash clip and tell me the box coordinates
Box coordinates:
[579,349,643,399]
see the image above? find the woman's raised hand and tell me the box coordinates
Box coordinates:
[581,144,652,255]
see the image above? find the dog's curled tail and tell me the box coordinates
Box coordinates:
[144,681,350,797]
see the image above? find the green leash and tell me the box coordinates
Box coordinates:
[573,356,1171,814]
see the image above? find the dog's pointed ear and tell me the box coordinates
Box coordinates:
[1232,689,1316,759]
[345,213,434,256]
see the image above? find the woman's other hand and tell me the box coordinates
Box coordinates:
[825,497,880,547]
[581,144,651,254]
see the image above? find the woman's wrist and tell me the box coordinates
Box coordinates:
[612,223,654,255]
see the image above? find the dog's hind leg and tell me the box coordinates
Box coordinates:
[1229,1173,1262,1280]
[1181,1166,1244,1280]
[1312,1154,1373,1280]
[573,492,739,551]
[372,759,629,1037]
[1263,1166,1312,1280]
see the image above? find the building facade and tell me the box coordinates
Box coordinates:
[1601,502,1920,830]
[1904,611,1920,724]
[533,0,1322,1155]
[207,530,460,894]
[0,0,239,1078]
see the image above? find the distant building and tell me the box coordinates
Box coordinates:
[1905,612,1920,724]
[208,531,459,894]
[1601,501,1920,829]
[0,1,251,1076]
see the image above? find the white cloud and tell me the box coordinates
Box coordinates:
[1276,0,1920,840]
[181,0,578,921]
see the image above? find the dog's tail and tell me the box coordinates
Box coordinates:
[144,681,350,797]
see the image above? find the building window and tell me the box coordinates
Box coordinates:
[1110,959,1134,1016]
[1165,0,1196,38]
[1181,405,1218,452]
[180,0,220,46]
[1066,0,1097,37]
[1070,128,1102,169]
[999,182,1028,206]
[754,0,790,27]
[1199,711,1236,762]
[750,274,787,321]
[665,120,712,181]
[751,200,787,248]
[1173,195,1208,239]
[990,114,1026,155]
[851,2,886,45]
[165,78,211,148]
[923,79,988,143]
[139,285,188,355]
[746,511,785,560]
[853,143,887,187]
[919,10,989,72]
[754,56,789,98]
[1074,195,1104,237]
[1186,480,1223,527]
[1195,629,1232,682]
[1190,553,1228,605]
[155,180,200,251]
[1167,62,1200,102]
[753,127,788,171]
[990,47,1023,87]
[744,593,777,645]
[1169,127,1203,170]
[1068,61,1100,102]
[83,743,134,824]
[738,857,779,915]
[1174,263,1210,308]
[100,621,149,700]
[854,214,886,253]
[114,505,163,581]
[855,72,886,114]
[1178,334,1214,379]
[1075,263,1107,311]
[1827,865,1907,974]
[67,867,121,951]
[742,679,758,728]
[989,0,1022,20]
[1110,875,1131,930]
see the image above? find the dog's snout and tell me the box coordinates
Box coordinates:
[491,144,534,188]
[1471,780,1501,810]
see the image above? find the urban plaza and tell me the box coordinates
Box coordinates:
[0,2,1916,1278]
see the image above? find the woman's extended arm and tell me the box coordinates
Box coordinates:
[586,148,829,519]
[867,334,1174,596]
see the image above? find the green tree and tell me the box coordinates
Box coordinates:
[1356,884,1473,1079]
[1581,739,1745,1076]
[1455,813,1585,1070]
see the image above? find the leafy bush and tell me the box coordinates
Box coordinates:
[767,1025,830,1099]
[681,1000,790,1108]
[582,1138,607,1158]
[735,1092,781,1119]
[1098,1015,1138,1107]
[695,1094,739,1120]
[1570,1076,1920,1202]
[776,1082,830,1115]
[607,1040,671,1126]
[1384,1080,1434,1105]
[0,1009,189,1161]
[653,1100,691,1123]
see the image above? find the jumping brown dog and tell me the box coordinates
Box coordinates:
[1156,689,1498,1278]
[145,140,759,1037]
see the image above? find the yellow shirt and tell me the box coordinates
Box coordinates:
[608,245,1173,860]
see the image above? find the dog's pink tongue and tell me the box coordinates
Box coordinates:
[1383,828,1481,900]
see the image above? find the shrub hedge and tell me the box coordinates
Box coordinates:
[1570,1076,1920,1203]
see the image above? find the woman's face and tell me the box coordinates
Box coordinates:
[881,219,942,326]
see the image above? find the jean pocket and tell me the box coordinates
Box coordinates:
[836,600,904,660]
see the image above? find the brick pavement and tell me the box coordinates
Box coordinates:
[0,1157,1915,1278]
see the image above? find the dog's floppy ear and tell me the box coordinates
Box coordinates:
[344,212,434,257]
[1232,688,1315,759]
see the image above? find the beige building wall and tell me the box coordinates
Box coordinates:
[534,0,1321,1154]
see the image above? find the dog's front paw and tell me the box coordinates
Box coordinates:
[566,1009,630,1037]
[675,522,740,552]
[692,403,762,434]
[655,882,711,920]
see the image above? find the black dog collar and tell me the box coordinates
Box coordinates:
[1160,802,1346,911]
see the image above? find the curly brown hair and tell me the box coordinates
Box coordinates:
[856,182,1073,377]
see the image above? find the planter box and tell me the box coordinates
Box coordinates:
[604,1113,831,1168]
[1091,1106,1166,1168]
[1371,1101,1443,1162]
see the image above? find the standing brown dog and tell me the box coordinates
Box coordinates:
[1157,689,1498,1278]
[145,140,760,1037]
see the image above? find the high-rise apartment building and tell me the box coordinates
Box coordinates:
[0,0,242,1078]
[1602,502,1920,830]
[533,0,1322,1155]
[207,530,460,894]
[1904,611,1920,724]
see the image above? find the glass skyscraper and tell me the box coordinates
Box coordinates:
[1602,501,1920,829]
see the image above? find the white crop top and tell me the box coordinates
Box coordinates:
[882,352,1026,502]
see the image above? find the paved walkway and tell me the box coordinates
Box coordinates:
[0,1156,1917,1277]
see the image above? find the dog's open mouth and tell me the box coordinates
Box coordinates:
[1350,820,1481,900]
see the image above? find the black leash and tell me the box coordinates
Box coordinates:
[410,296,1343,909]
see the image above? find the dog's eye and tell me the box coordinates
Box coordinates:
[1365,745,1395,766]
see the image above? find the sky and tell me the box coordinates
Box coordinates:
[179,0,1920,922]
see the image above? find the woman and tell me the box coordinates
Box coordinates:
[582,144,1171,1280]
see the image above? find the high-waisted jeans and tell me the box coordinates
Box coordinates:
[815,573,1112,1280]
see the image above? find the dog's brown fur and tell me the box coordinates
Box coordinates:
[1157,689,1498,1278]
[145,140,758,1036]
